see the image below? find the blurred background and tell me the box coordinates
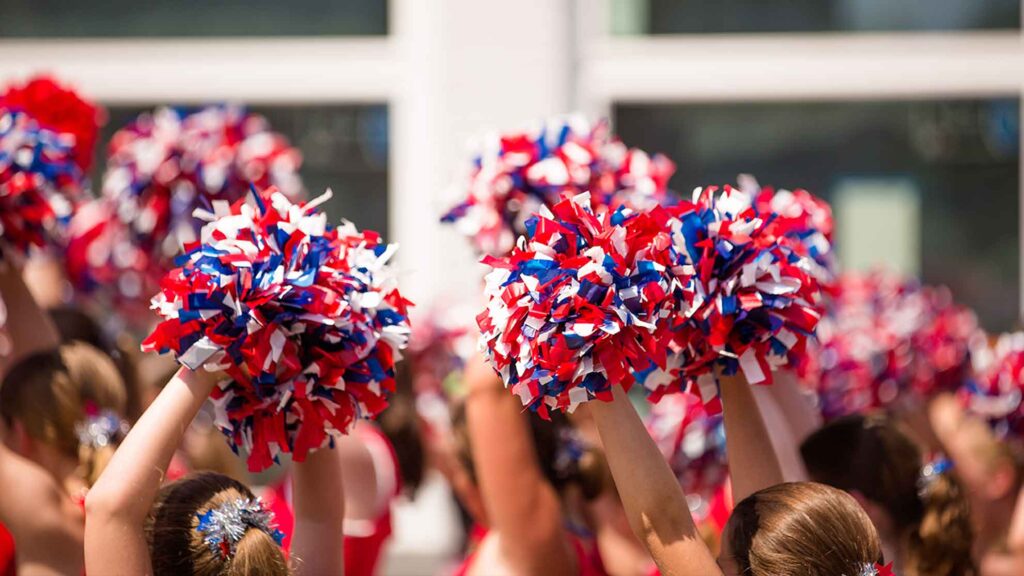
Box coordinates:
[0,0,1020,572]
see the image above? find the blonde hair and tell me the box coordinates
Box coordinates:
[0,342,127,486]
[148,472,289,576]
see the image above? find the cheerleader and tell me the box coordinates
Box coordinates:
[590,372,884,576]
[84,367,346,575]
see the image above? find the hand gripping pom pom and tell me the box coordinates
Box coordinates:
[477,192,691,417]
[441,116,675,256]
[142,187,412,471]
[0,109,85,258]
[812,271,980,421]
[0,75,102,172]
[644,393,727,522]
[639,185,826,408]
[961,332,1024,440]
[66,105,304,311]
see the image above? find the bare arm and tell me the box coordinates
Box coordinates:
[590,386,722,576]
[0,260,60,376]
[84,367,216,576]
[463,354,575,575]
[750,373,811,483]
[0,444,85,576]
[291,447,346,576]
[719,372,785,504]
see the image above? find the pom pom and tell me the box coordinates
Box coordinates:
[477,192,690,416]
[961,332,1024,439]
[644,393,727,522]
[812,271,979,420]
[640,185,825,407]
[67,105,303,309]
[0,109,85,257]
[0,75,102,172]
[442,116,675,256]
[142,186,412,471]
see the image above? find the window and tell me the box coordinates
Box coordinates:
[0,0,387,37]
[615,99,1020,330]
[610,0,1020,34]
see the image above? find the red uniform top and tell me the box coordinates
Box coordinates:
[0,521,15,576]
[452,525,606,576]
[262,425,401,576]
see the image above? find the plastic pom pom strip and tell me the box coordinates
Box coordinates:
[142,186,411,471]
[0,75,102,172]
[442,115,675,256]
[477,185,826,416]
[812,271,980,421]
[644,393,727,521]
[66,105,303,310]
[0,109,85,257]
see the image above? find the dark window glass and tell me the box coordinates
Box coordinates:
[610,0,1020,34]
[96,104,389,236]
[614,99,1020,331]
[0,0,387,38]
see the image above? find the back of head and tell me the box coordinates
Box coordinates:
[0,341,127,485]
[148,472,289,576]
[801,415,976,576]
[727,482,882,576]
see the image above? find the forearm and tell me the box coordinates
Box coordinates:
[87,367,215,521]
[719,372,784,504]
[291,447,346,576]
[464,355,570,572]
[590,386,720,575]
[0,262,60,376]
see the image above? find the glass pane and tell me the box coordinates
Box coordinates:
[614,99,1021,331]
[610,0,1020,34]
[95,104,389,236]
[0,0,387,38]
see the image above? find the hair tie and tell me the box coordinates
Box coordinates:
[858,562,895,576]
[75,407,129,448]
[917,456,953,499]
[196,498,285,560]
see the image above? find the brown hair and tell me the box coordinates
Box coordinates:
[147,472,289,576]
[49,305,144,421]
[727,482,882,575]
[0,342,127,486]
[801,415,976,576]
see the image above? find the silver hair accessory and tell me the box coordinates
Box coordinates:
[858,563,880,576]
[75,409,129,448]
[196,498,285,559]
[917,457,953,499]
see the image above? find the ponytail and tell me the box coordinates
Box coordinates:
[801,416,977,576]
[902,462,976,576]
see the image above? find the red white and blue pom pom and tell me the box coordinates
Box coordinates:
[0,109,85,257]
[142,186,411,471]
[812,271,979,420]
[961,332,1024,439]
[0,75,103,172]
[644,393,727,521]
[442,116,675,256]
[477,191,690,416]
[67,105,303,309]
[640,185,825,407]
